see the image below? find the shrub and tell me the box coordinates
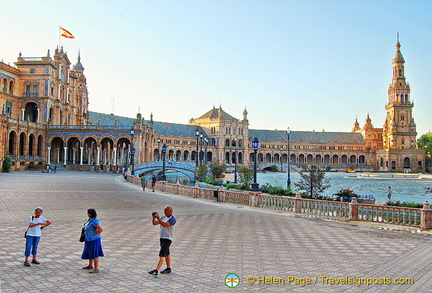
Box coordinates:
[2,157,12,173]
[386,200,423,208]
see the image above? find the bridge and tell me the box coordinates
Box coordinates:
[133,161,196,181]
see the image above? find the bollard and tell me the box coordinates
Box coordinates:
[349,197,359,221]
[421,201,432,230]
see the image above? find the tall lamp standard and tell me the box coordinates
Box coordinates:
[251,137,260,191]
[280,147,283,173]
[195,128,199,167]
[286,127,291,190]
[161,143,167,181]
[130,128,135,175]
[204,138,208,164]
[199,132,203,165]
[157,138,161,161]
[234,138,238,184]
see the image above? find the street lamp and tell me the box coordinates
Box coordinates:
[161,143,167,181]
[234,138,238,183]
[280,147,283,173]
[157,138,161,161]
[251,137,260,191]
[204,138,208,164]
[130,128,135,175]
[195,128,199,167]
[200,132,203,165]
[287,127,291,190]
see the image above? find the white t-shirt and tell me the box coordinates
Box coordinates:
[26,216,47,237]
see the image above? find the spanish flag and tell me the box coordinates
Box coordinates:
[60,27,74,39]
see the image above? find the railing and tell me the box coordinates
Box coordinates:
[126,176,432,230]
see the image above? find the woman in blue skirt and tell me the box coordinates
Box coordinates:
[81,208,104,273]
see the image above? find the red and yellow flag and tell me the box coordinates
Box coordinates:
[60,27,74,39]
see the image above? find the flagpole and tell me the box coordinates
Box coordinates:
[59,26,61,48]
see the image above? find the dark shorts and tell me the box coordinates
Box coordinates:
[159,238,172,257]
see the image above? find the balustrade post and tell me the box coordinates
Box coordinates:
[421,201,432,230]
[294,193,302,213]
[349,197,359,221]
[218,188,225,202]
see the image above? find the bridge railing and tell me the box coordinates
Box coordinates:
[126,175,432,230]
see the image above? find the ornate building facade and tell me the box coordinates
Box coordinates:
[0,40,425,173]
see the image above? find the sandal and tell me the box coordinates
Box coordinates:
[82,265,93,269]
[31,259,40,264]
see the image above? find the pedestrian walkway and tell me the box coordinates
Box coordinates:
[1,171,431,292]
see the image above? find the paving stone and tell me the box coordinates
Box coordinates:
[0,171,431,292]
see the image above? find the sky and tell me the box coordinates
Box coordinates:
[1,0,431,136]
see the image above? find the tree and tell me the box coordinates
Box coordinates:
[417,132,432,172]
[294,165,331,198]
[2,157,12,173]
[238,166,254,189]
[209,163,225,181]
[195,164,208,181]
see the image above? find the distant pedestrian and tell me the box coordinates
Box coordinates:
[81,209,104,273]
[24,207,51,267]
[53,166,57,173]
[151,175,157,192]
[387,186,392,200]
[141,176,147,191]
[148,205,177,276]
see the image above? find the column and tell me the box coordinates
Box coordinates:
[103,149,107,165]
[37,108,40,123]
[47,147,51,164]
[88,148,91,165]
[72,148,76,165]
[96,148,100,165]
[21,108,25,120]
[80,147,84,165]
[57,148,60,164]
[113,148,117,166]
[63,147,67,165]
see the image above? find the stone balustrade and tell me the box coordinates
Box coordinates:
[127,176,432,230]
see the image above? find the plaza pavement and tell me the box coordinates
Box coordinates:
[0,171,431,293]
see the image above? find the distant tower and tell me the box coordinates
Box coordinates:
[378,35,425,171]
[383,35,416,150]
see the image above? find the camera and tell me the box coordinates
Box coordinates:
[152,212,158,216]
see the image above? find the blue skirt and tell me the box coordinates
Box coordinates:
[81,238,104,260]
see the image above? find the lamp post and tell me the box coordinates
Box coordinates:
[287,127,291,190]
[204,138,208,164]
[234,138,238,183]
[130,128,135,175]
[200,132,203,165]
[280,147,283,173]
[195,128,199,167]
[157,138,161,161]
[251,137,259,191]
[161,143,167,181]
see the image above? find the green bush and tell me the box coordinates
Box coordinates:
[2,157,12,172]
[386,200,423,208]
[261,184,296,196]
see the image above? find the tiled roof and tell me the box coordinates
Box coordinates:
[89,112,135,127]
[89,111,206,138]
[249,129,364,144]
[195,106,236,120]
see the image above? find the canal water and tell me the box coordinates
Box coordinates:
[258,172,432,204]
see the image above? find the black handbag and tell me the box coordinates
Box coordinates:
[79,228,85,242]
[24,216,34,238]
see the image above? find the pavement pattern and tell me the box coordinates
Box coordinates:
[0,171,431,292]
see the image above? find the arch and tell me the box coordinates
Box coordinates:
[67,137,81,165]
[225,152,230,164]
[207,151,213,163]
[51,137,65,164]
[19,132,26,157]
[8,131,17,156]
[358,155,365,164]
[48,107,54,123]
[258,153,264,164]
[9,80,14,94]
[2,78,6,92]
[101,137,114,165]
[28,133,35,157]
[380,157,384,168]
[332,155,339,164]
[341,155,348,164]
[306,154,313,164]
[316,154,322,164]
[323,154,330,164]
[83,137,98,165]
[232,151,237,164]
[24,102,38,122]
[349,155,356,164]
[183,150,190,162]
[403,157,411,169]
[298,154,305,164]
[265,153,272,163]
[37,135,43,157]
[225,139,230,147]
